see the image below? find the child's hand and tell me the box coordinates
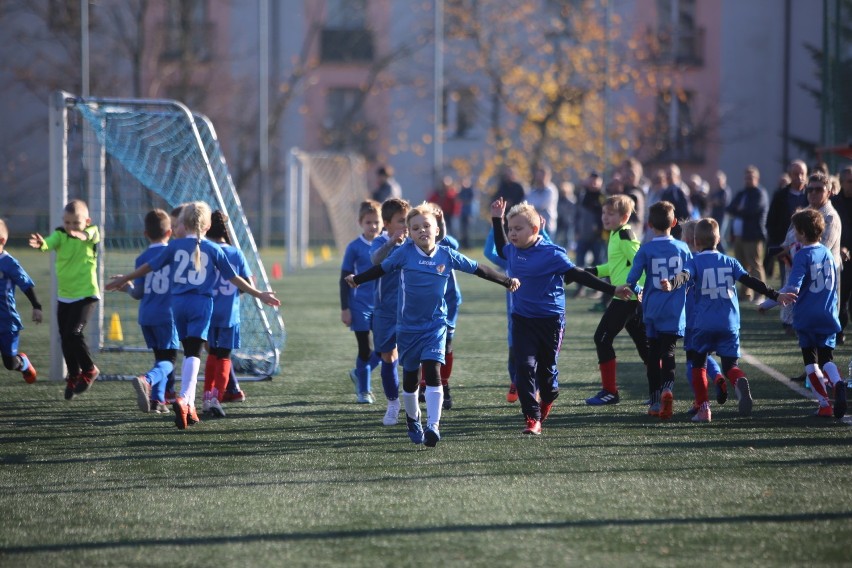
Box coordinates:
[28,233,44,249]
[614,285,632,300]
[345,274,358,288]
[506,277,520,292]
[778,292,797,306]
[105,275,127,292]
[660,278,672,292]
[258,290,280,307]
[32,309,43,324]
[391,228,407,245]
[341,309,352,326]
[490,197,506,218]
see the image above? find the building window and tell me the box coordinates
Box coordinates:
[652,88,703,162]
[653,0,703,66]
[322,88,375,157]
[321,0,374,62]
[161,0,213,62]
[443,87,479,139]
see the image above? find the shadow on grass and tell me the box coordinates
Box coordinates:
[3,510,851,555]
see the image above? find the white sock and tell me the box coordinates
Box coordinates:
[425,385,444,427]
[402,391,420,421]
[823,361,842,386]
[180,356,201,407]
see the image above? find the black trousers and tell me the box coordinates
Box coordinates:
[512,313,563,420]
[594,299,648,364]
[57,297,98,376]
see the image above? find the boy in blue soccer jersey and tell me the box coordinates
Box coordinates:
[491,198,617,435]
[615,201,692,420]
[661,218,795,422]
[119,209,178,414]
[368,198,411,426]
[785,208,847,418]
[0,219,42,384]
[348,203,518,447]
[201,210,252,418]
[106,202,280,429]
[340,200,383,404]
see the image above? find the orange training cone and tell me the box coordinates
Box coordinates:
[271,262,283,280]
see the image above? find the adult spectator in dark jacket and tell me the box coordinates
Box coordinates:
[708,170,732,252]
[573,172,607,297]
[493,166,526,213]
[727,165,769,302]
[372,165,402,202]
[831,166,852,344]
[766,160,808,284]
[660,163,691,236]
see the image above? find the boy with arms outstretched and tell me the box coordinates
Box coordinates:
[491,198,617,434]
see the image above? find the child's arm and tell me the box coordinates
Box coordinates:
[490,198,508,259]
[737,274,795,305]
[229,276,280,307]
[371,230,406,265]
[339,269,353,326]
[105,264,153,291]
[346,265,386,288]
[22,287,43,323]
[564,267,616,296]
[28,233,45,250]
[660,271,691,292]
[473,264,520,291]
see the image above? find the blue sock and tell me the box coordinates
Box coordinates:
[165,371,175,395]
[149,360,174,402]
[381,359,399,400]
[368,351,381,371]
[685,359,696,395]
[356,357,370,394]
[707,356,722,380]
[227,366,241,393]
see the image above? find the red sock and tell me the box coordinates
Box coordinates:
[726,366,745,388]
[203,355,217,393]
[215,357,231,401]
[440,351,453,384]
[809,372,829,399]
[600,359,617,393]
[692,367,709,404]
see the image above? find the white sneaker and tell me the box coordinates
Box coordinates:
[201,397,212,414]
[208,398,226,418]
[383,399,401,426]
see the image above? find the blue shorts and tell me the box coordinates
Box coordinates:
[682,327,695,351]
[644,318,684,339]
[372,313,397,354]
[796,330,836,350]
[172,294,213,341]
[348,305,373,333]
[208,324,240,350]
[691,328,740,358]
[0,331,20,358]
[141,324,180,351]
[397,327,446,372]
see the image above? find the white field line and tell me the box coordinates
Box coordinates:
[739,349,816,400]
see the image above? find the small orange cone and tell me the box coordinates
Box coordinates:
[108,312,124,342]
[271,262,283,280]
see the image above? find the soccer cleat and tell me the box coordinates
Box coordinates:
[442,384,453,410]
[207,398,226,418]
[382,398,401,426]
[132,376,152,412]
[222,390,246,403]
[173,397,189,429]
[165,390,177,404]
[424,423,441,447]
[659,389,674,420]
[187,405,201,426]
[540,399,554,422]
[686,403,700,417]
[815,404,834,418]
[506,384,518,403]
[691,403,712,423]
[647,402,661,417]
[523,417,542,435]
[714,375,728,405]
[834,382,847,419]
[201,397,212,415]
[356,391,374,404]
[150,401,170,414]
[585,389,620,406]
[735,377,753,416]
[64,374,79,400]
[348,368,359,395]
[19,353,36,384]
[406,415,424,445]
[73,365,100,394]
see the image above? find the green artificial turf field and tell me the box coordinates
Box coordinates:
[0,248,850,567]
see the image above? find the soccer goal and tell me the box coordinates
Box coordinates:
[48,90,285,382]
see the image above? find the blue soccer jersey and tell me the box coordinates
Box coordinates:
[686,251,748,332]
[147,237,237,297]
[440,235,463,328]
[380,241,479,333]
[787,243,841,334]
[342,235,377,315]
[0,251,35,333]
[211,243,251,328]
[501,237,574,318]
[133,244,174,327]
[370,233,404,319]
[626,236,692,335]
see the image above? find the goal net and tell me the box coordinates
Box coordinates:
[48,91,285,381]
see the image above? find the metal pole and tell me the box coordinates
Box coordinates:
[259,0,270,248]
[81,0,89,97]
[433,0,444,186]
[49,92,70,381]
[286,149,299,272]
